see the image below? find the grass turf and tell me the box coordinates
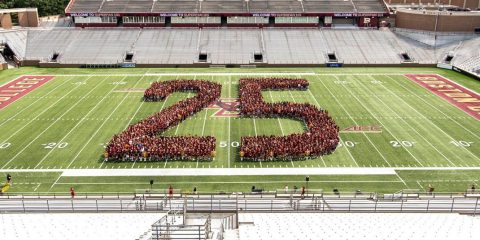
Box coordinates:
[0,67,478,194]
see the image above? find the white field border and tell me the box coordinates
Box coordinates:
[2,167,480,176]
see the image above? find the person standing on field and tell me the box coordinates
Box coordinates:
[70,187,75,198]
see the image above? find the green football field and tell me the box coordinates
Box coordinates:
[0,67,479,194]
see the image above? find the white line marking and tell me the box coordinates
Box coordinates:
[392,75,480,139]
[68,76,145,169]
[0,76,77,143]
[320,75,392,167]
[333,75,425,167]
[0,76,73,128]
[2,76,96,168]
[374,75,479,164]
[33,76,112,168]
[307,86,359,167]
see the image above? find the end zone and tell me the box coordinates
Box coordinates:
[0,76,55,110]
[405,74,480,120]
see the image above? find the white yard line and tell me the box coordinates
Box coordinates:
[332,75,425,167]
[362,75,456,166]
[307,88,359,167]
[2,76,97,169]
[123,75,151,129]
[0,76,79,143]
[395,172,408,187]
[49,174,62,190]
[3,166,480,176]
[0,76,74,128]
[389,75,480,140]
[228,115,231,168]
[370,75,480,164]
[319,75,391,167]
[68,77,145,169]
[54,180,403,185]
[416,181,425,190]
[33,76,113,169]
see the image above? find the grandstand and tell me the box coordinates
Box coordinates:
[12,28,478,70]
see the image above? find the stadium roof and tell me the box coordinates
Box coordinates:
[65,0,388,16]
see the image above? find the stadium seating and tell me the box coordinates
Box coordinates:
[152,0,199,13]
[2,28,477,70]
[237,213,480,240]
[0,30,27,61]
[0,213,162,240]
[67,0,103,13]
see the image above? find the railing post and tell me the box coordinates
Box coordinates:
[400,199,404,212]
[96,199,99,213]
[474,198,479,216]
[47,200,50,212]
[374,200,377,212]
[71,199,74,212]
[22,199,25,213]
[271,199,273,212]
[426,199,430,213]
[210,195,213,212]
[450,198,455,213]
[348,200,351,212]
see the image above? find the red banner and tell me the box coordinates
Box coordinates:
[0,76,55,110]
[405,74,480,120]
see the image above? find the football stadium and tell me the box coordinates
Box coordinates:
[0,0,479,239]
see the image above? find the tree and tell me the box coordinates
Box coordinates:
[1,0,70,17]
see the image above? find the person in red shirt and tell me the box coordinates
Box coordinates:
[70,187,75,198]
[168,185,173,198]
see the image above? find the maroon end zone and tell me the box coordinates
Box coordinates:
[405,74,480,120]
[0,76,55,110]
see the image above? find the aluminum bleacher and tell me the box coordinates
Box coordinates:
[235,213,480,240]
[3,28,477,68]
[200,0,248,13]
[0,213,163,240]
[134,29,198,64]
[0,30,27,60]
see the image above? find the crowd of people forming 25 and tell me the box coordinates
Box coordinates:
[239,78,339,161]
[106,80,221,161]
[105,78,339,162]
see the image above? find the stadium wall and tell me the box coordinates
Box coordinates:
[396,10,480,32]
[30,63,437,68]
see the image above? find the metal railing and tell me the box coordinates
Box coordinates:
[1,191,479,215]
[151,213,211,240]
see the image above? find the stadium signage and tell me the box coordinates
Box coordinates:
[341,126,382,133]
[333,13,383,17]
[0,76,55,110]
[252,13,302,17]
[405,74,480,120]
[160,13,209,17]
[70,13,120,17]
[326,63,343,67]
[120,63,136,68]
